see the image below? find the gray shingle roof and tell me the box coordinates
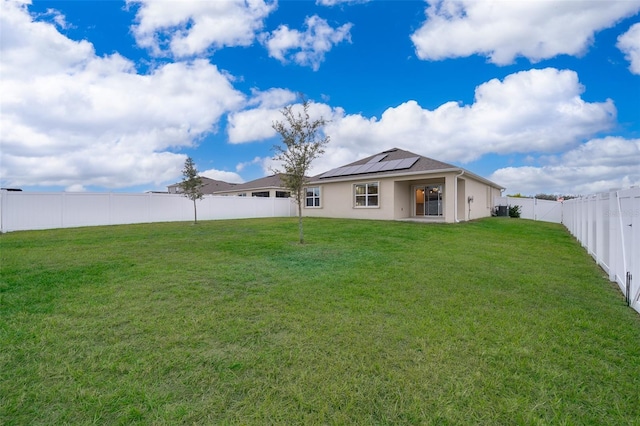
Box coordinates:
[313,148,458,181]
[214,174,287,193]
[200,177,238,193]
[168,176,237,194]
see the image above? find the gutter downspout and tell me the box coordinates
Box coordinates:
[454,170,465,223]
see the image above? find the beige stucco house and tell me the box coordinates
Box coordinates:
[302,148,504,223]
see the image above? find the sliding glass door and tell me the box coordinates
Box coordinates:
[415,185,443,217]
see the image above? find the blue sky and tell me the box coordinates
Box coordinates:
[1,0,639,195]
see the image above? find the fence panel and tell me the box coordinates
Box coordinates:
[0,192,64,231]
[563,188,640,315]
[493,197,562,223]
[0,191,295,233]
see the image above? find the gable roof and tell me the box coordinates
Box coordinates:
[310,148,504,189]
[168,176,237,194]
[200,177,238,193]
[313,148,456,180]
[213,174,288,194]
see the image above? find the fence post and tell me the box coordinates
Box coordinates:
[0,190,4,233]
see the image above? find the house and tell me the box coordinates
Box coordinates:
[167,176,238,195]
[302,148,504,223]
[214,174,291,198]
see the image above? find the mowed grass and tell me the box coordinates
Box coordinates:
[1,217,639,425]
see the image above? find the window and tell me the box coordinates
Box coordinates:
[354,182,379,207]
[237,193,247,197]
[276,191,291,198]
[305,187,321,207]
[252,191,269,197]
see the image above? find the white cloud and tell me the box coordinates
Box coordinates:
[261,15,352,70]
[223,68,618,179]
[129,0,276,57]
[247,87,298,108]
[40,7,71,29]
[200,169,245,184]
[227,96,337,144]
[316,0,370,5]
[617,22,640,75]
[235,156,264,173]
[0,0,245,190]
[489,137,640,195]
[227,108,284,144]
[65,184,87,192]
[321,68,615,165]
[411,0,640,65]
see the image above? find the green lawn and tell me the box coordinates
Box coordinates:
[1,217,639,425]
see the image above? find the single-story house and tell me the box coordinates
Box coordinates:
[167,176,238,195]
[302,148,504,223]
[214,174,291,198]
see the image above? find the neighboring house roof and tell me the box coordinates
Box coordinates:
[168,176,237,194]
[310,148,504,189]
[214,174,290,194]
[200,177,238,193]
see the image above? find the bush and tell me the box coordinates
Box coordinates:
[508,205,521,218]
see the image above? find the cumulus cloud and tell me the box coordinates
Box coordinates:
[489,137,640,195]
[320,68,615,165]
[222,68,618,179]
[411,0,640,65]
[617,23,640,75]
[0,0,245,190]
[316,0,370,5]
[227,88,295,143]
[200,168,245,184]
[228,94,337,144]
[261,15,352,70]
[129,0,276,57]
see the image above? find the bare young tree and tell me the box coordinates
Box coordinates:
[272,98,329,244]
[180,157,203,224]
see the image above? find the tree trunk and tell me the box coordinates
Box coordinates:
[298,198,304,244]
[193,199,198,224]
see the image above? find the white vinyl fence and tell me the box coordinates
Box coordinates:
[0,190,296,233]
[563,188,640,315]
[496,192,639,314]
[494,196,563,223]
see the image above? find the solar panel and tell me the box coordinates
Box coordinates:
[356,163,377,173]
[367,162,387,173]
[396,157,420,169]
[366,154,388,164]
[344,166,362,175]
[348,165,367,175]
[320,167,342,178]
[319,156,421,179]
[380,159,402,171]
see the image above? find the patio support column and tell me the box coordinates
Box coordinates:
[444,173,458,223]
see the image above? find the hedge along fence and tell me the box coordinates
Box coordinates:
[563,187,640,315]
[0,190,296,233]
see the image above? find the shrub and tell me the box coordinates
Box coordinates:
[508,205,521,218]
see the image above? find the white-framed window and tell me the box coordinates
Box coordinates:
[354,182,379,207]
[305,187,321,208]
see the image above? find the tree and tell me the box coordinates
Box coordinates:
[180,157,203,224]
[272,98,329,244]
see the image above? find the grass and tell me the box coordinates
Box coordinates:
[1,217,639,425]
